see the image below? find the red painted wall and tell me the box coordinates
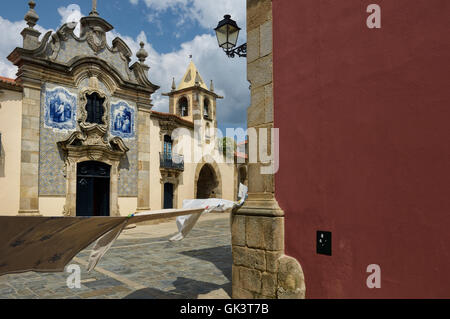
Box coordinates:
[273,0,450,298]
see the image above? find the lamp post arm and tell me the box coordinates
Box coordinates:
[225,43,247,58]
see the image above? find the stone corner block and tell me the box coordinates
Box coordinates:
[233,288,255,300]
[261,272,277,297]
[247,27,260,63]
[259,20,273,58]
[246,216,284,251]
[233,246,266,271]
[239,267,262,294]
[247,54,273,89]
[276,255,306,299]
[231,214,246,246]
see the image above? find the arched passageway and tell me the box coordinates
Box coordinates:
[196,164,220,199]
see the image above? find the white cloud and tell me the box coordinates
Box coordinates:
[0,16,50,78]
[132,0,246,33]
[57,4,84,37]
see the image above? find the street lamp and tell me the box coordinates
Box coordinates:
[214,15,247,58]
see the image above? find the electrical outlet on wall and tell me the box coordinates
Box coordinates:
[317,231,332,256]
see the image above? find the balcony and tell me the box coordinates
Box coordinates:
[160,152,184,171]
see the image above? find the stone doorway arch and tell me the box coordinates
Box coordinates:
[194,161,222,199]
[76,161,111,216]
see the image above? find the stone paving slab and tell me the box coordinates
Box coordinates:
[0,213,232,299]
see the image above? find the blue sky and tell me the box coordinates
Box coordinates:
[0,0,248,135]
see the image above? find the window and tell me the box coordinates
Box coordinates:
[164,135,173,157]
[204,98,210,119]
[86,92,105,124]
[178,97,189,117]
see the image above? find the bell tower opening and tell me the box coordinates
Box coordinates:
[178,97,189,117]
[204,98,210,119]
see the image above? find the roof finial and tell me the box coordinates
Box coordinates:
[136,41,148,64]
[210,80,214,92]
[90,0,99,16]
[171,77,176,91]
[24,1,39,29]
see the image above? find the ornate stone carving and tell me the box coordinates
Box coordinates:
[49,22,77,60]
[87,26,107,53]
[159,118,178,140]
[78,86,109,129]
[160,170,181,184]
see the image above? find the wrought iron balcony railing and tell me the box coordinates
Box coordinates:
[160,152,184,171]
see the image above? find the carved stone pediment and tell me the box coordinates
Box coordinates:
[58,131,129,162]
[159,118,178,140]
[159,119,178,131]
[160,170,181,184]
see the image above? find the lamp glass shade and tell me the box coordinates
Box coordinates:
[215,26,229,48]
[226,25,240,49]
[215,15,241,50]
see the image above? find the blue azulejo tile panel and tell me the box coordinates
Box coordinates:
[44,87,77,131]
[110,101,135,139]
[39,83,78,196]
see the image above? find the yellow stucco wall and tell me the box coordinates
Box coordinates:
[39,197,65,216]
[118,197,137,216]
[0,89,22,216]
[217,162,237,202]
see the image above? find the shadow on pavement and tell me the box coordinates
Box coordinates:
[124,245,232,299]
[124,277,229,299]
[180,245,232,282]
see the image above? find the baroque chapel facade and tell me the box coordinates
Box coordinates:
[0,2,236,217]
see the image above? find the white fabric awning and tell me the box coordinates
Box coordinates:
[0,184,248,276]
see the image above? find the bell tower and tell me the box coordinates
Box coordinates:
[163,61,223,143]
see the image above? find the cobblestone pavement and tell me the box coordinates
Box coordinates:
[0,213,232,299]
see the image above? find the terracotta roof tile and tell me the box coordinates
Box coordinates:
[151,110,194,126]
[0,76,21,87]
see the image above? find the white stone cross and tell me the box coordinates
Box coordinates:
[93,0,97,12]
